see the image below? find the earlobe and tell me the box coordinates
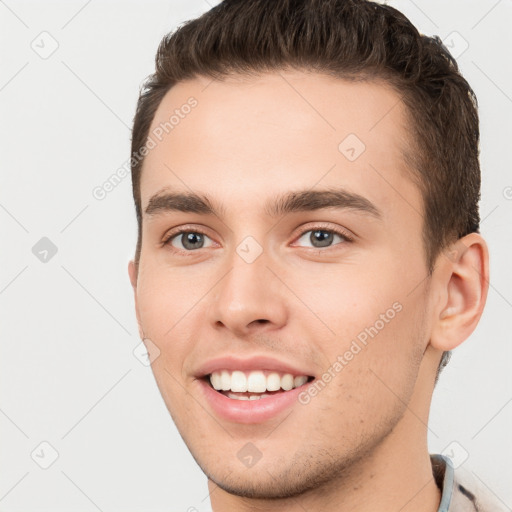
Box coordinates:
[128,259,138,290]
[430,233,489,352]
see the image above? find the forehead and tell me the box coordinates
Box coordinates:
[139,70,420,221]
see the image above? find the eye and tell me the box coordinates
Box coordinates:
[164,230,215,251]
[294,227,353,249]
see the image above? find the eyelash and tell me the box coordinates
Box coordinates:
[162,224,354,254]
[292,225,354,248]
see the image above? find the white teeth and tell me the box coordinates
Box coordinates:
[294,375,308,388]
[266,372,281,391]
[231,371,247,392]
[220,370,231,391]
[209,370,310,393]
[210,372,221,390]
[228,392,271,400]
[281,374,294,391]
[247,371,267,393]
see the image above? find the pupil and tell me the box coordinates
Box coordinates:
[183,232,203,249]
[311,230,333,248]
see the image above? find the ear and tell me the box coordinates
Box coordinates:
[128,260,144,339]
[430,233,489,352]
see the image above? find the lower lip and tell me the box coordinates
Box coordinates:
[197,379,310,424]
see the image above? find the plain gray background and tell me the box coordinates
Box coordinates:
[1,0,511,510]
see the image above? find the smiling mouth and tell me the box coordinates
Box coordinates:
[203,369,315,400]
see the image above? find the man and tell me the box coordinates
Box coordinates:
[127,0,504,510]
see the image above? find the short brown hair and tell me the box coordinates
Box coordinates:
[130,0,482,374]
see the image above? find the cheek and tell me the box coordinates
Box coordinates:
[286,263,400,342]
[289,258,427,394]
[301,307,425,444]
[134,271,203,396]
[309,251,426,345]
[135,264,209,341]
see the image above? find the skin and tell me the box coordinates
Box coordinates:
[128,70,489,511]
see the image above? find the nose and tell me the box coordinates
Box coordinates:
[208,248,288,337]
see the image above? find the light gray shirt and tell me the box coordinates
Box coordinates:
[432,454,509,511]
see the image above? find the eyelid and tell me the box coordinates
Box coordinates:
[162,222,355,252]
[290,222,355,246]
[162,224,216,246]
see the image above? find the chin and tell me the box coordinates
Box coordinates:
[196,447,361,501]
[206,470,315,500]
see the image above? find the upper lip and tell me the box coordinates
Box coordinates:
[195,355,315,378]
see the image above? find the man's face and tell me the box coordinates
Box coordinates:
[129,71,436,498]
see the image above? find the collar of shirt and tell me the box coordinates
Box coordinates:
[431,454,508,511]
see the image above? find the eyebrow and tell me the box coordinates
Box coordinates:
[144,188,382,220]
